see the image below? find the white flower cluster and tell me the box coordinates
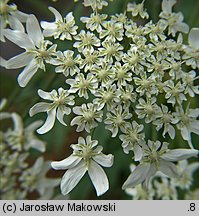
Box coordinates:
[125,159,199,200]
[0,0,199,198]
[0,99,60,199]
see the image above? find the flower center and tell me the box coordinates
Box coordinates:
[103,92,113,102]
[83,111,94,121]
[115,115,123,125]
[117,69,126,79]
[98,69,107,79]
[64,59,75,67]
[129,131,138,142]
[81,147,92,160]
[79,80,90,89]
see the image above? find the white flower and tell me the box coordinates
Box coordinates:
[154,177,177,200]
[91,62,115,87]
[29,88,75,134]
[173,160,199,190]
[3,112,46,152]
[100,20,124,42]
[79,50,101,72]
[49,50,81,77]
[182,70,199,97]
[134,71,157,96]
[114,62,132,87]
[98,39,123,63]
[122,140,199,189]
[41,7,78,40]
[51,136,114,196]
[164,80,186,106]
[127,1,149,19]
[93,84,118,111]
[174,104,199,148]
[159,0,189,36]
[135,97,159,123]
[117,84,137,108]
[73,30,100,53]
[183,28,199,69]
[125,164,155,200]
[82,0,111,10]
[66,73,98,99]
[122,45,145,75]
[119,121,145,160]
[152,105,178,139]
[80,13,107,33]
[0,0,28,41]
[104,105,132,137]
[3,15,57,87]
[71,103,103,132]
[20,157,59,196]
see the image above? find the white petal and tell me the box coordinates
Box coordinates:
[189,108,199,118]
[65,12,74,22]
[27,15,43,47]
[122,163,151,189]
[28,139,46,152]
[56,106,67,126]
[43,28,57,37]
[11,113,23,132]
[88,160,109,196]
[0,112,11,120]
[25,120,43,132]
[77,136,86,145]
[134,145,143,161]
[190,120,199,135]
[4,29,34,49]
[188,28,199,49]
[33,157,44,174]
[143,163,156,188]
[40,179,60,191]
[49,6,63,22]
[70,116,82,126]
[93,153,114,167]
[162,0,176,13]
[159,160,179,178]
[6,52,34,69]
[72,106,82,115]
[0,98,7,110]
[51,155,81,170]
[181,126,190,141]
[9,15,24,32]
[37,108,56,134]
[161,149,199,162]
[17,59,39,87]
[29,102,51,117]
[41,21,57,29]
[11,10,28,23]
[168,125,175,140]
[177,22,189,34]
[38,89,53,100]
[60,161,87,195]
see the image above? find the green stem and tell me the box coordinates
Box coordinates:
[151,124,158,141]
[3,86,21,111]
[91,128,96,138]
